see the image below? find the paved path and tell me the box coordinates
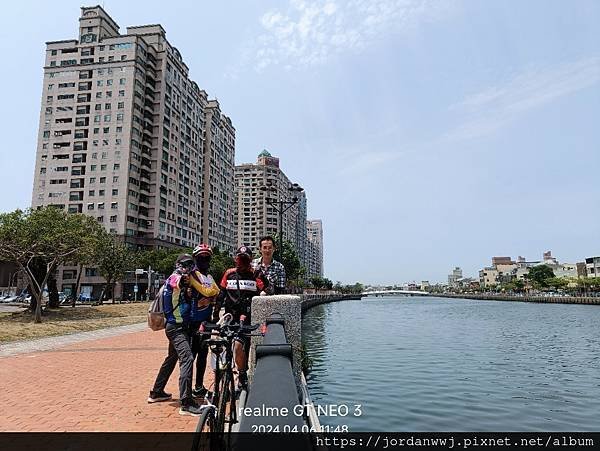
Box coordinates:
[0,324,213,432]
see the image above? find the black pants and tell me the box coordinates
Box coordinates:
[191,324,209,389]
[151,323,194,404]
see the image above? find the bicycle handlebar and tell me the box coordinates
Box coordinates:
[197,321,261,337]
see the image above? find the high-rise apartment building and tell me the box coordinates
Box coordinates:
[306,219,324,278]
[234,150,308,266]
[201,100,236,253]
[31,6,235,297]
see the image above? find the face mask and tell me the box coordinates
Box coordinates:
[235,255,251,269]
[195,256,210,271]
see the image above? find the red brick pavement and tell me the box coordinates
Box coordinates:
[0,328,214,432]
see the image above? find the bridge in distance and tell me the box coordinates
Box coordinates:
[361,290,430,297]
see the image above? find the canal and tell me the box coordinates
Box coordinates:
[302,296,600,431]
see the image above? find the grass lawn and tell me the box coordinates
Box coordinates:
[0,303,147,343]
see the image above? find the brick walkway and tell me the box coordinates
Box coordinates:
[0,324,214,432]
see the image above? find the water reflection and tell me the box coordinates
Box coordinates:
[302,296,600,431]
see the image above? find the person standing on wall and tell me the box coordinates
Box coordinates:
[252,235,286,294]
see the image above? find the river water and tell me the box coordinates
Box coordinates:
[301,296,600,431]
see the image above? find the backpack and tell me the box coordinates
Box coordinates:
[147,281,182,331]
[147,284,167,331]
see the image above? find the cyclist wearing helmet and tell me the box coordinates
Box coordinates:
[148,254,204,416]
[216,245,269,391]
[189,243,220,398]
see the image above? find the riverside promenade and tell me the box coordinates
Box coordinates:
[0,323,207,432]
[436,293,600,305]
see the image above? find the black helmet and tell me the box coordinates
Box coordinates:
[235,246,253,260]
[176,253,194,267]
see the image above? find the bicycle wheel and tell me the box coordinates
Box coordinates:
[191,406,217,451]
[215,370,231,434]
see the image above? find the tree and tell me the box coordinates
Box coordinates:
[322,277,333,290]
[209,247,235,285]
[527,265,555,289]
[273,234,301,283]
[96,232,134,303]
[547,277,568,290]
[311,276,325,290]
[135,247,183,278]
[0,207,104,323]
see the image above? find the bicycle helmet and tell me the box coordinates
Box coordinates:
[176,253,194,269]
[235,246,253,260]
[193,243,213,257]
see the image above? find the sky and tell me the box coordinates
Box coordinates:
[0,0,599,285]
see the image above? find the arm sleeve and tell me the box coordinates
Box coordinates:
[163,276,175,318]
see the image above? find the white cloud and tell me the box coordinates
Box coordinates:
[446,56,600,141]
[245,0,453,72]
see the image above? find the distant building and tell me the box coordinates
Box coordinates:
[542,250,558,265]
[234,150,308,272]
[306,219,323,278]
[585,256,600,278]
[448,267,463,286]
[492,256,514,266]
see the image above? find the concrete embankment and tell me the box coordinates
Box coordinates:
[436,293,600,305]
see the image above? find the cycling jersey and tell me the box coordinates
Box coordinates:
[218,268,268,323]
[188,270,220,323]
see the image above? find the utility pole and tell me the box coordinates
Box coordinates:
[147,265,152,301]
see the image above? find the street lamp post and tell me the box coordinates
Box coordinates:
[259,181,304,257]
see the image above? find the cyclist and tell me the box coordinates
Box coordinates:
[189,243,220,399]
[148,254,204,416]
[216,245,269,392]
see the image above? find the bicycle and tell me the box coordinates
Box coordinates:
[191,314,262,451]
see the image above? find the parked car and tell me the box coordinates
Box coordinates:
[3,295,20,303]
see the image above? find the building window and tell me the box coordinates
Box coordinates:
[118,90,125,97]
[112,189,118,196]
